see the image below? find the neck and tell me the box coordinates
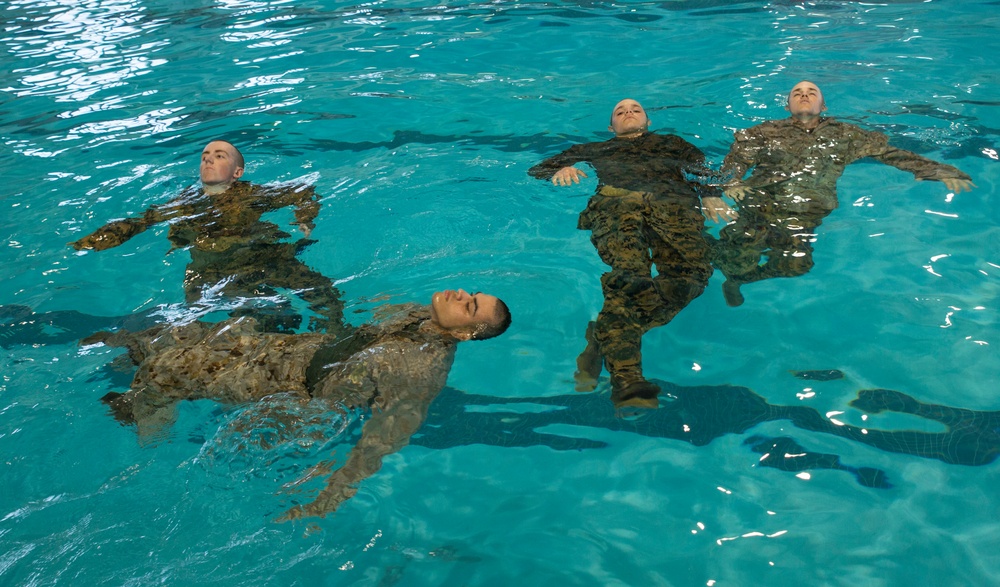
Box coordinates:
[615,130,646,140]
[421,318,464,342]
[790,114,822,130]
[202,181,234,195]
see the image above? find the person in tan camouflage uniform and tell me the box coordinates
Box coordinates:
[529,99,735,410]
[715,80,974,306]
[93,287,511,519]
[70,140,344,333]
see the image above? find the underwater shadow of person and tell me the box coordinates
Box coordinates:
[414,381,1000,489]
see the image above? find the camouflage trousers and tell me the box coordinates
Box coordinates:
[713,206,827,285]
[579,188,712,388]
[184,240,347,335]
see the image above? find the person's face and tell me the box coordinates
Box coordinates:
[430,289,500,337]
[200,141,244,186]
[786,81,826,118]
[608,99,650,136]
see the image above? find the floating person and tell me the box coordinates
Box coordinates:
[89,287,511,519]
[715,80,975,306]
[69,140,345,333]
[529,98,735,409]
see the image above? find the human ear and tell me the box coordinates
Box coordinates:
[232,166,245,180]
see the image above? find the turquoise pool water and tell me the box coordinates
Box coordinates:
[2,0,999,585]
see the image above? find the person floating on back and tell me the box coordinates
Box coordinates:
[70,140,345,333]
[529,99,734,410]
[92,287,512,519]
[715,80,974,307]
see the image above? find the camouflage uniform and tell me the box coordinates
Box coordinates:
[529,133,719,403]
[71,181,345,333]
[97,303,456,518]
[716,117,971,294]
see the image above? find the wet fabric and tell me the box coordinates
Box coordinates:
[715,117,970,285]
[97,303,457,517]
[71,181,344,332]
[530,133,717,395]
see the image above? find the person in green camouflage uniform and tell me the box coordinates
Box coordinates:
[715,81,974,306]
[529,99,735,409]
[93,288,511,519]
[70,140,345,334]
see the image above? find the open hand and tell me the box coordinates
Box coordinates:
[942,177,975,193]
[702,196,738,223]
[552,166,588,186]
[723,184,752,201]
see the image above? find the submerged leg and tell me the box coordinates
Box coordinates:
[593,271,665,409]
[574,321,603,392]
[713,213,820,306]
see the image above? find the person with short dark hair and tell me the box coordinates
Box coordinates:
[70,140,344,334]
[92,287,511,519]
[715,80,974,306]
[530,99,732,410]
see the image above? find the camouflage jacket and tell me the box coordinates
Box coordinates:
[71,180,320,253]
[113,303,455,409]
[101,303,457,518]
[528,132,722,204]
[722,117,970,213]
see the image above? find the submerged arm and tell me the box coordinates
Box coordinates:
[281,340,452,519]
[719,129,758,201]
[672,135,738,223]
[266,183,321,237]
[70,202,180,251]
[528,144,592,186]
[283,391,437,519]
[860,130,973,192]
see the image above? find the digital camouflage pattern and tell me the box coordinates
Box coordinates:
[71,181,344,332]
[715,117,971,292]
[95,303,457,518]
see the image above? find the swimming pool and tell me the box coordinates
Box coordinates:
[2,0,998,584]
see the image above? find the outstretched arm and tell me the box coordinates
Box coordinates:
[69,202,180,251]
[857,130,973,192]
[70,217,150,251]
[527,144,593,186]
[263,182,321,238]
[280,391,436,520]
[877,146,974,190]
[280,341,452,520]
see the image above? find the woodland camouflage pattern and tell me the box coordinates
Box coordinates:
[530,133,720,402]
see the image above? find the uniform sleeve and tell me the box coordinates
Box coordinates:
[671,136,725,199]
[528,143,594,180]
[69,202,179,251]
[284,341,452,519]
[856,129,971,182]
[261,183,321,227]
[720,128,758,186]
